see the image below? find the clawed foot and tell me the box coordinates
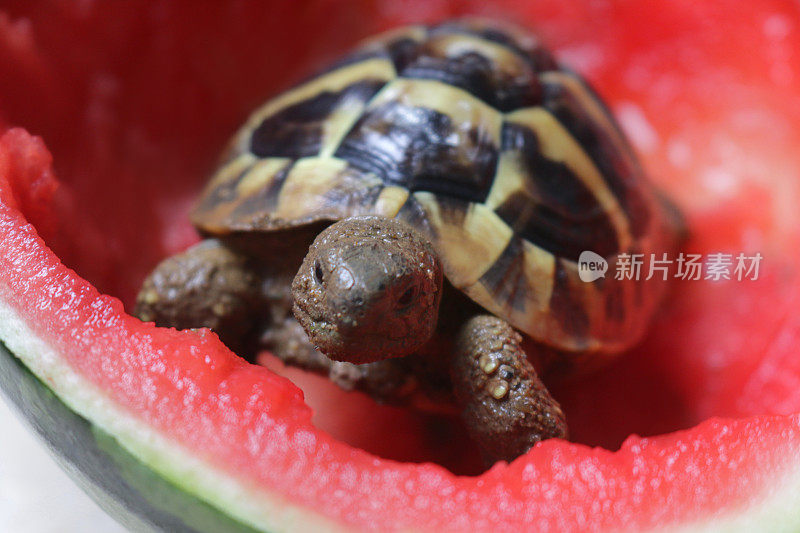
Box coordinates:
[451,315,568,463]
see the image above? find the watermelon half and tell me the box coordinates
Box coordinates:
[2,1,800,531]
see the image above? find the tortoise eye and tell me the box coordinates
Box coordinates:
[397,285,418,308]
[313,261,325,284]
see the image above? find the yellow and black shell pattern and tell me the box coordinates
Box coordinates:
[193,19,681,355]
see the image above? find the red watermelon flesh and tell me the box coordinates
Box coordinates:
[1,0,800,531]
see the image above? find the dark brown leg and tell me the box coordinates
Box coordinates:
[450,315,568,464]
[135,238,266,357]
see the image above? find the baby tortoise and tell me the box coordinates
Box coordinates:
[136,19,683,464]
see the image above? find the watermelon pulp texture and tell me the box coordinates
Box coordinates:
[1,0,800,531]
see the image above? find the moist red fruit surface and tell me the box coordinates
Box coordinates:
[1,1,800,531]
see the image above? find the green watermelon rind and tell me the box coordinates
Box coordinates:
[0,296,343,533]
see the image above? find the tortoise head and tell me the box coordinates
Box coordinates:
[292,215,443,364]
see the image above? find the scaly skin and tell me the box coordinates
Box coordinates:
[135,239,265,356]
[291,216,443,364]
[451,315,568,462]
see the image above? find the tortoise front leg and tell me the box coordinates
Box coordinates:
[135,238,266,358]
[450,315,568,463]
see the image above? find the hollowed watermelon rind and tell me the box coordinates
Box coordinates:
[3,313,800,533]
[2,219,800,532]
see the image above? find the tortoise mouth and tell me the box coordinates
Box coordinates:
[291,299,370,363]
[292,301,391,364]
[292,300,336,341]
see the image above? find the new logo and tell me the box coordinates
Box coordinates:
[578,251,608,282]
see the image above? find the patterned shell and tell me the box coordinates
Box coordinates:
[192,19,681,355]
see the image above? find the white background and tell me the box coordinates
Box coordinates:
[0,396,126,533]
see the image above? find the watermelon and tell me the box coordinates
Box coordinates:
[2,1,800,531]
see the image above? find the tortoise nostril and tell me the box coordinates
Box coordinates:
[313,261,324,284]
[397,285,417,308]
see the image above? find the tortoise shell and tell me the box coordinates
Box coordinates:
[192,19,680,355]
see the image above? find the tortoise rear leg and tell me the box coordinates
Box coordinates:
[450,315,568,464]
[135,238,266,358]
